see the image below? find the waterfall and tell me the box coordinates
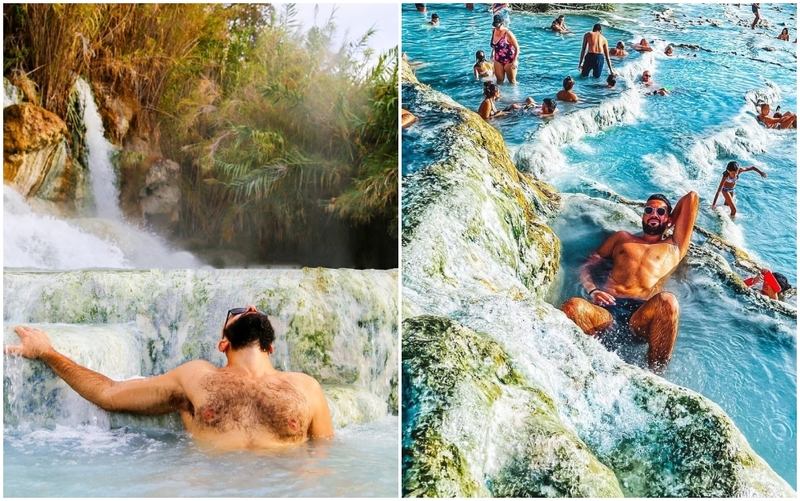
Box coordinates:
[74,78,123,221]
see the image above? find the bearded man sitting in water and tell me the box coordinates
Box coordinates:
[561,192,699,374]
[6,306,334,449]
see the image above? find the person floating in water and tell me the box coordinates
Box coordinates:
[561,191,699,374]
[664,44,674,56]
[556,76,578,102]
[632,38,653,52]
[578,24,615,78]
[606,74,617,89]
[710,160,766,217]
[744,269,792,300]
[550,15,570,34]
[777,28,790,41]
[751,3,761,30]
[473,50,494,81]
[756,103,797,129]
[5,306,334,449]
[609,41,628,57]
[429,13,439,26]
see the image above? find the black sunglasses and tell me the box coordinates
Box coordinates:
[226,307,267,321]
[644,207,667,216]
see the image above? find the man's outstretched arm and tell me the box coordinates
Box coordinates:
[6,325,198,414]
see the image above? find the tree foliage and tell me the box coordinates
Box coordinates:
[4,4,398,266]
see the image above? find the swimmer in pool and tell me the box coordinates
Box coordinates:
[632,38,653,52]
[6,306,334,449]
[609,41,628,57]
[561,191,699,374]
[556,76,579,103]
[578,24,615,79]
[756,103,797,129]
[710,160,766,217]
[473,50,494,81]
[550,15,570,34]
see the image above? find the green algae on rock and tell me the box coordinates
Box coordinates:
[403,316,622,497]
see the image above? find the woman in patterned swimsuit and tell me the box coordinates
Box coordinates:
[490,14,519,84]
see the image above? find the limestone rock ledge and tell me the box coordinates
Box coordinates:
[400,65,794,497]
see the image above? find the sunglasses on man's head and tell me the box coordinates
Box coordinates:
[226,307,267,321]
[644,206,667,216]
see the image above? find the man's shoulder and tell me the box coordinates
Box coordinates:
[174,359,217,377]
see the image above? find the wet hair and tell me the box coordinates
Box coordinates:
[483,82,499,98]
[431,13,439,20]
[475,50,486,63]
[726,161,739,172]
[606,74,617,86]
[562,76,574,90]
[646,194,672,216]
[223,310,275,352]
[616,41,625,49]
[773,273,791,293]
[557,15,564,21]
[781,28,789,35]
[593,23,602,32]
[542,98,557,111]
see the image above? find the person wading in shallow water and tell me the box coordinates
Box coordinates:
[6,306,334,449]
[561,191,699,374]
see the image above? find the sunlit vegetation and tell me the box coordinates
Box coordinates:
[4,4,398,268]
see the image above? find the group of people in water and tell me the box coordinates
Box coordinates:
[405,5,796,374]
[472,14,680,122]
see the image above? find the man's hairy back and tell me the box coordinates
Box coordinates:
[175,361,319,448]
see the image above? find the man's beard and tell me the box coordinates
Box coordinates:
[642,220,668,236]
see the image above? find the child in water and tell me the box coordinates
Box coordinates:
[711,160,766,217]
[473,51,494,81]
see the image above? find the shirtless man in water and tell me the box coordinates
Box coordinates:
[757,103,797,129]
[561,191,699,374]
[578,24,615,78]
[5,306,334,449]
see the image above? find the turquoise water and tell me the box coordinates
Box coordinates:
[403,3,796,488]
[4,417,398,497]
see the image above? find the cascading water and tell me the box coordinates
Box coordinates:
[3,268,399,496]
[3,79,204,269]
[74,77,123,221]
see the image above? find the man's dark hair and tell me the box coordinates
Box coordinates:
[593,23,602,32]
[647,194,673,216]
[773,272,791,293]
[563,76,574,90]
[223,311,275,352]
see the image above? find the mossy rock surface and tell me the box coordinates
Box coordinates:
[402,315,622,498]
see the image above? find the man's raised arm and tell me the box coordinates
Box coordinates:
[668,191,699,258]
[5,325,198,415]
